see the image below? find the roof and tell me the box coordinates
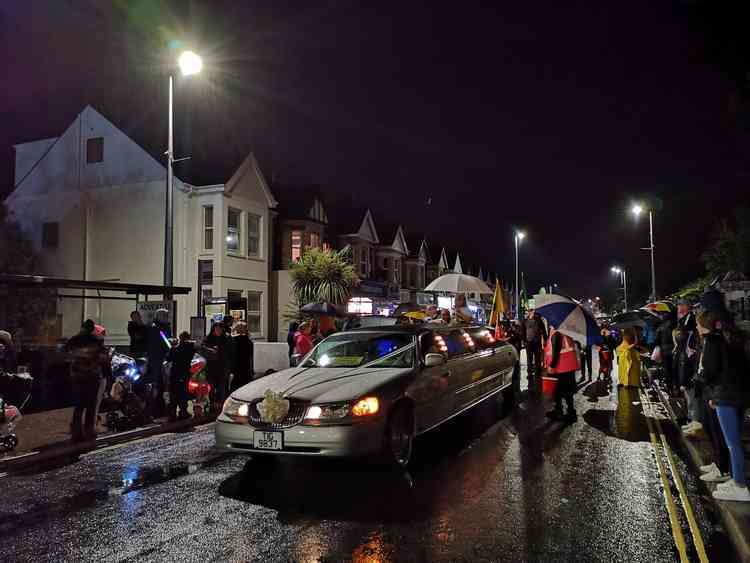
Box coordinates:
[0,274,191,296]
[344,324,488,335]
[272,183,328,223]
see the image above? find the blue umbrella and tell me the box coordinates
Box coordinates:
[532,294,603,347]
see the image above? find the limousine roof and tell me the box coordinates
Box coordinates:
[344,324,488,335]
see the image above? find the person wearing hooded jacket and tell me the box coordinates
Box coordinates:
[144,309,172,418]
[696,310,750,501]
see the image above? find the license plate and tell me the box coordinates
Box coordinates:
[253,430,283,450]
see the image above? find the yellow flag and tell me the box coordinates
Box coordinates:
[490,280,506,325]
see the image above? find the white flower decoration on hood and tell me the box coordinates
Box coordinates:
[257,389,290,424]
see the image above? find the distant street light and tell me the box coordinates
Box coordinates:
[514,230,525,320]
[611,266,628,311]
[631,203,656,302]
[165,50,203,292]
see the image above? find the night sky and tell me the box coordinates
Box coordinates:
[2,1,750,304]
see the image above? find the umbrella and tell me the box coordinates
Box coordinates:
[611,309,661,330]
[643,301,675,315]
[402,311,427,321]
[393,302,422,316]
[532,293,602,347]
[300,302,346,317]
[424,273,493,294]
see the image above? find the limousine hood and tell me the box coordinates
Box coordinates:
[231,365,412,404]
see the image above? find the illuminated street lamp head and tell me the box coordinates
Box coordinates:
[516,231,526,241]
[631,204,643,217]
[611,266,621,274]
[178,51,203,76]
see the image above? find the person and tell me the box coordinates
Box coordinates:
[127,311,146,357]
[521,310,548,378]
[294,322,314,357]
[655,310,677,396]
[675,300,701,433]
[598,327,615,382]
[616,327,643,388]
[696,311,750,501]
[203,322,231,410]
[503,320,523,397]
[545,327,579,422]
[439,309,452,325]
[167,332,194,421]
[310,318,323,345]
[231,322,254,392]
[223,315,235,336]
[454,294,474,324]
[0,330,18,373]
[424,304,440,322]
[144,309,172,418]
[65,319,108,442]
[287,321,300,359]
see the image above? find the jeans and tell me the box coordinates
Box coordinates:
[526,343,543,376]
[71,376,105,440]
[169,377,190,419]
[705,405,731,475]
[716,405,747,486]
[554,371,576,415]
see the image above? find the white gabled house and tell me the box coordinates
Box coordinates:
[5,105,277,343]
[453,252,463,274]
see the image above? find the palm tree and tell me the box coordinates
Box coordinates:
[289,247,358,306]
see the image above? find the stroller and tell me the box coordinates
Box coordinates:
[99,351,149,432]
[0,370,34,452]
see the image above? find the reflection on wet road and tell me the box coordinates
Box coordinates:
[0,368,733,562]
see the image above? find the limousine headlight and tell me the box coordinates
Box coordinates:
[222,397,250,421]
[303,397,380,425]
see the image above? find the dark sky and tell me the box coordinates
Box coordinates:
[2,0,750,304]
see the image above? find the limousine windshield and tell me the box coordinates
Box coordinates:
[301,332,415,368]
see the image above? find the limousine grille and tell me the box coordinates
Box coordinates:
[248,399,308,429]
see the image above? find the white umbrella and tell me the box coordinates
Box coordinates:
[424,273,493,294]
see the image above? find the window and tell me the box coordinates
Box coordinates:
[309,231,321,250]
[247,213,261,258]
[42,222,59,248]
[227,208,241,253]
[86,137,103,163]
[361,247,369,276]
[291,230,303,262]
[228,289,243,302]
[394,260,401,283]
[247,291,262,334]
[198,260,213,285]
[202,287,213,302]
[203,206,214,250]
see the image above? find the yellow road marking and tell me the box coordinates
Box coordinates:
[643,407,690,563]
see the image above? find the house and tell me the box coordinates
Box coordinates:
[271,184,330,269]
[5,105,277,343]
[374,223,409,287]
[453,252,463,274]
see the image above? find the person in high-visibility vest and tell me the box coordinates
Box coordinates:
[544,327,581,422]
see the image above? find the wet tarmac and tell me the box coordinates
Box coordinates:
[0,367,735,562]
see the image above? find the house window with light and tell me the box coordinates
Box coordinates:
[203,206,214,250]
[360,247,369,277]
[227,208,241,253]
[291,230,303,262]
[247,213,261,258]
[309,231,321,250]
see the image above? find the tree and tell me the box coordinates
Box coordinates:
[701,207,750,276]
[289,248,358,306]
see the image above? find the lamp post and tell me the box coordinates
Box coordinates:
[165,50,203,291]
[514,230,525,320]
[611,266,628,311]
[632,204,656,302]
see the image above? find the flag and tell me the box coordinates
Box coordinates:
[489,280,506,326]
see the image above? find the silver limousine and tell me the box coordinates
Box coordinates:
[215,324,518,467]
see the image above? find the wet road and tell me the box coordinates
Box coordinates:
[1,366,734,562]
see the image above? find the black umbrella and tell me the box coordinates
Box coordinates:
[300,302,346,317]
[611,309,661,330]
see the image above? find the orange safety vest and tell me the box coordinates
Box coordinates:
[544,329,580,374]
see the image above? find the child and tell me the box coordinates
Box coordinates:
[598,328,614,381]
[168,332,195,421]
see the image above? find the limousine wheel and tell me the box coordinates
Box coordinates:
[385,404,414,468]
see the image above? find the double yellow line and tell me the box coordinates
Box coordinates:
[639,388,709,563]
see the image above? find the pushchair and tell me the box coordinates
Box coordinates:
[0,371,34,452]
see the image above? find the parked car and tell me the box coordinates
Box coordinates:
[215,324,518,467]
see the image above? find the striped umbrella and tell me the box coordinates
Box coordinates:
[643,301,675,314]
[532,293,603,347]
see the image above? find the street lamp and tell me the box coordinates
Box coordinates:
[514,230,525,320]
[611,266,628,311]
[631,203,656,302]
[164,50,203,293]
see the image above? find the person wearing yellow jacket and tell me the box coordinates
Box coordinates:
[616,327,645,388]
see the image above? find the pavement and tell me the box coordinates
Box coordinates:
[657,386,750,562]
[0,355,739,562]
